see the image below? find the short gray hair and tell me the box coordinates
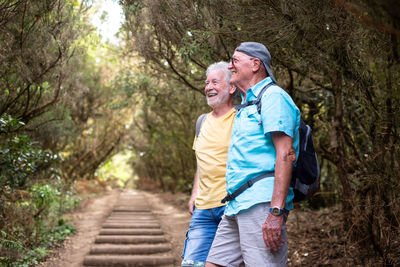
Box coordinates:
[206,61,231,84]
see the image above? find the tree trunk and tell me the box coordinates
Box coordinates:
[330,72,353,226]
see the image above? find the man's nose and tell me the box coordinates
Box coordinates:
[228,61,234,69]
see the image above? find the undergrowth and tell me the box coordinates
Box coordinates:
[0,187,79,266]
[0,114,80,266]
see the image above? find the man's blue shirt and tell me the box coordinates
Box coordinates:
[225,77,300,216]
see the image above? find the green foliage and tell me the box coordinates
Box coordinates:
[30,184,58,216]
[0,114,25,133]
[3,221,76,267]
[13,247,49,267]
[0,115,62,189]
[0,0,89,122]
[0,230,24,251]
[114,68,203,192]
[96,151,134,188]
[0,183,78,266]
[0,0,132,265]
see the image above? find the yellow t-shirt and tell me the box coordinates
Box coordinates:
[193,108,236,209]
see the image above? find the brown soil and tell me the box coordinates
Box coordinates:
[38,189,379,267]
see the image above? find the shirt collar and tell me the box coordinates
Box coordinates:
[241,77,274,103]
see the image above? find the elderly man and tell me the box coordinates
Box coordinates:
[181,61,236,267]
[206,42,300,266]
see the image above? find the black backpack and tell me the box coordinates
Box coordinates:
[220,83,320,204]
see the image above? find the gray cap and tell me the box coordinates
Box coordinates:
[235,42,276,83]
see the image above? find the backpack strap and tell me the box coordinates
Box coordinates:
[222,82,276,204]
[195,113,208,137]
[234,82,274,114]
[221,172,275,203]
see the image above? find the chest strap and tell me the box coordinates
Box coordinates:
[221,172,275,203]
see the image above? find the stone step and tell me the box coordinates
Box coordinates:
[95,235,167,244]
[112,208,151,212]
[83,255,174,266]
[89,244,171,255]
[106,216,156,220]
[104,218,158,224]
[102,223,160,229]
[83,190,175,266]
[106,218,158,222]
[99,229,163,235]
[110,214,154,217]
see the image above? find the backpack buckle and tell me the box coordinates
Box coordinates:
[246,180,254,188]
[221,194,233,204]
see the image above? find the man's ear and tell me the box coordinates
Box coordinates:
[229,84,237,95]
[252,58,262,72]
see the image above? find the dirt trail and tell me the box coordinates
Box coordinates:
[37,188,357,266]
[38,189,191,267]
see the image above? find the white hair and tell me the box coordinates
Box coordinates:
[206,61,231,84]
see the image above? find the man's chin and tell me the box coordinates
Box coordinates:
[207,100,218,109]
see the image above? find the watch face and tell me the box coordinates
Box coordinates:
[272,207,280,215]
[270,207,283,216]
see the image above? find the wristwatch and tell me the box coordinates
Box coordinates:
[269,206,285,216]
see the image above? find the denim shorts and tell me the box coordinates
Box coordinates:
[181,205,225,267]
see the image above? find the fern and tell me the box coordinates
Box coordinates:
[0,230,24,250]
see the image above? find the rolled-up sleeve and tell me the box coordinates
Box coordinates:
[262,91,297,138]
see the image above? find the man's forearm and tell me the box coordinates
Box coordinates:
[271,155,293,208]
[270,132,296,209]
[263,132,296,251]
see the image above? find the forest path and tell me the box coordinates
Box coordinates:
[37,188,343,266]
[38,189,190,267]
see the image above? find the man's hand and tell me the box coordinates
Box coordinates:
[188,196,196,214]
[262,213,285,252]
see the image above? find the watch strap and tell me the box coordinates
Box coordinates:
[269,206,285,215]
